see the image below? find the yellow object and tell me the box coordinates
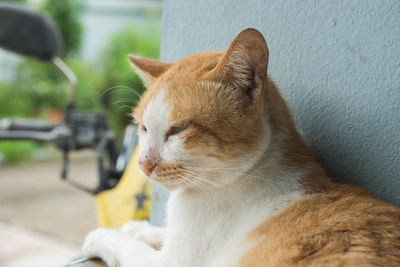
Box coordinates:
[95,146,152,228]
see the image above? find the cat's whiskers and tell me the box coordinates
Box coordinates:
[182,170,222,188]
[180,171,211,188]
[180,171,216,194]
[178,173,210,196]
[125,113,134,120]
[185,166,266,181]
[117,105,135,112]
[112,99,139,105]
[184,165,247,171]
[100,85,142,99]
[98,85,143,119]
[182,169,241,195]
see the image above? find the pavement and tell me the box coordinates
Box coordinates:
[0,152,98,267]
[0,221,79,267]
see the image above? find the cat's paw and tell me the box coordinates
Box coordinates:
[120,220,165,250]
[135,228,165,250]
[82,228,119,267]
[120,220,151,236]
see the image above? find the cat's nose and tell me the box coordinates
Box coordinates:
[139,160,157,176]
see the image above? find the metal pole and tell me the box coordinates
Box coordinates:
[52,57,77,105]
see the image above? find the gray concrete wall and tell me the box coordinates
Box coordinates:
[151,0,400,225]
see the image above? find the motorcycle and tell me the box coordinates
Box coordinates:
[0,3,151,266]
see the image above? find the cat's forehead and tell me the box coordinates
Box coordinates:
[177,52,223,72]
[135,83,193,125]
[134,51,225,123]
[134,52,222,118]
[134,84,168,123]
[142,88,170,132]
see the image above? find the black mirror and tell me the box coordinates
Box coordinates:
[0,3,62,61]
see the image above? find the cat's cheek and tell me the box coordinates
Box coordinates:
[137,133,148,152]
[162,135,186,162]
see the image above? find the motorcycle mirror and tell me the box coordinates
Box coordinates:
[0,3,62,61]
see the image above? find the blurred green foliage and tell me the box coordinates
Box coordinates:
[0,141,38,164]
[2,58,104,115]
[41,0,83,57]
[0,0,161,163]
[101,26,160,135]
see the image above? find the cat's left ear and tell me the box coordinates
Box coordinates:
[211,28,269,103]
[128,55,173,87]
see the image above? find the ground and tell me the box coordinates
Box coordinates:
[0,152,98,267]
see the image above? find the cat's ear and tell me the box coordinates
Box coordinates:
[212,28,269,102]
[128,54,173,87]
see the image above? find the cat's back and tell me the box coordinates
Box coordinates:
[240,184,400,266]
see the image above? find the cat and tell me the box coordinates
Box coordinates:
[82,28,400,266]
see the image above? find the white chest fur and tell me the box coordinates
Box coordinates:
[161,175,302,267]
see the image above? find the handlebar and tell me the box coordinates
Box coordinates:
[0,130,56,142]
[0,111,108,149]
[0,122,72,144]
[0,118,59,132]
[0,111,125,194]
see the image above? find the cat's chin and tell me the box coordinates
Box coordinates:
[157,182,182,191]
[152,175,209,192]
[149,175,184,191]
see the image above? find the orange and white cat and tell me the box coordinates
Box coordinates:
[82,28,400,266]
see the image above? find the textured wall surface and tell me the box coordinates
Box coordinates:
[151,0,400,225]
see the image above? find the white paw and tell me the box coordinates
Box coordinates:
[82,228,119,267]
[120,220,151,236]
[135,229,165,250]
[120,220,165,250]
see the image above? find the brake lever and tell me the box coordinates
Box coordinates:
[60,130,121,195]
[60,149,98,195]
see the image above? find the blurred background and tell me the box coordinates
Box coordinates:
[0,0,161,266]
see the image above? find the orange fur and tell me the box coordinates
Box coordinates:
[129,28,400,265]
[240,184,400,266]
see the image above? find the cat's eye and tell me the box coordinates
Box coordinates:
[139,124,147,133]
[166,122,191,139]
